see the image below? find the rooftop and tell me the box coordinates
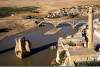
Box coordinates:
[68,48,97,56]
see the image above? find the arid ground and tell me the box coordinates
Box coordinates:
[0,0,100,12]
[0,0,100,40]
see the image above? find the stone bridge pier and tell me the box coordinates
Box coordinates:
[15,37,31,59]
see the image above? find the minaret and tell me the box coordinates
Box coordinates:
[87,7,94,48]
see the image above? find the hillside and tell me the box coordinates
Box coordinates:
[0,0,100,12]
[0,0,99,40]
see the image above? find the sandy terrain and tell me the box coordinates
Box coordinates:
[0,15,37,40]
[0,0,99,40]
[0,0,100,12]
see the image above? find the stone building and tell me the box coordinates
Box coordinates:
[64,48,97,65]
[94,19,100,30]
[56,6,100,66]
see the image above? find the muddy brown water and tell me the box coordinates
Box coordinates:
[0,19,85,66]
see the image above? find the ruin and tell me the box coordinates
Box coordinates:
[46,5,100,19]
[87,7,94,48]
[55,7,100,66]
[15,37,31,59]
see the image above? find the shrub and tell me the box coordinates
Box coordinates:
[75,61,100,66]
[0,6,39,18]
[68,41,76,46]
[59,50,67,63]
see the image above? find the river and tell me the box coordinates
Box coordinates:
[0,17,99,66]
[0,22,75,66]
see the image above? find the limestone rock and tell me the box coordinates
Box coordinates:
[15,37,31,59]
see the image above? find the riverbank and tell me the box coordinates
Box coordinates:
[0,22,60,66]
[0,15,38,40]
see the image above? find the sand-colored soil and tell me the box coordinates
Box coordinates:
[0,0,100,13]
[0,15,37,40]
[0,0,99,40]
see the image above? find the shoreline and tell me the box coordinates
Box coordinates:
[0,27,37,41]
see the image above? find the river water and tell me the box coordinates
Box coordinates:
[0,22,75,66]
[1,17,100,66]
[0,17,99,66]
